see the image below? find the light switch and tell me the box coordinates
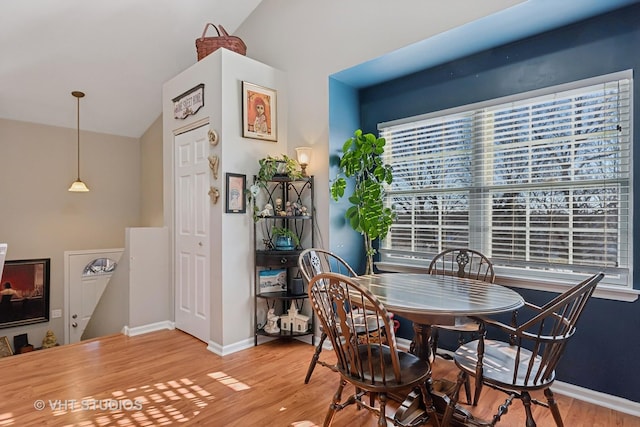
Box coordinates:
[51,309,62,319]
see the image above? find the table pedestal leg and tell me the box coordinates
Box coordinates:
[395,323,440,426]
[394,323,490,427]
[411,322,433,362]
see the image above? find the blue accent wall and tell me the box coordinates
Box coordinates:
[328,78,366,274]
[355,4,640,402]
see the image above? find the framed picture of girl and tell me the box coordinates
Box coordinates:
[242,81,277,142]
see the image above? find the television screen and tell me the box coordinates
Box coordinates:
[0,258,50,329]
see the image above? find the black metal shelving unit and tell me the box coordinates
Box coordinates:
[253,176,314,346]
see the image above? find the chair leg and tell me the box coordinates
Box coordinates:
[431,327,440,361]
[419,382,441,427]
[473,322,486,406]
[491,393,515,426]
[463,375,472,405]
[323,379,345,427]
[522,392,537,427]
[378,393,387,427]
[544,388,564,427]
[305,331,327,384]
[442,369,466,426]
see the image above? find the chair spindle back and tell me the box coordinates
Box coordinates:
[298,248,357,284]
[308,272,402,387]
[428,248,495,282]
[503,272,603,387]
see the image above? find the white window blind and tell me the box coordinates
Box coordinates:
[378,71,632,287]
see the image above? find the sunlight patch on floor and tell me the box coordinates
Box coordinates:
[0,412,14,426]
[41,375,216,426]
[208,371,251,391]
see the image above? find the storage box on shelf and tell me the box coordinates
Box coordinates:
[253,176,314,345]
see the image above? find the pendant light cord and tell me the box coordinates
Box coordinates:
[71,90,85,181]
[76,95,81,180]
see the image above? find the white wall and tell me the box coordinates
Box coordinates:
[162,48,288,352]
[0,118,140,349]
[140,116,164,227]
[127,227,169,328]
[81,229,168,340]
[235,0,522,253]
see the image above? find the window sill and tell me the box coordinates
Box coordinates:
[375,262,639,302]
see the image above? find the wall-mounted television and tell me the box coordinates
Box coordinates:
[0,258,50,329]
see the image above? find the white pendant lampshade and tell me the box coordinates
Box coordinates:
[69,91,90,192]
[68,180,90,192]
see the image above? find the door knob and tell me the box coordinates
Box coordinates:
[72,314,78,319]
[72,322,78,328]
[199,242,203,246]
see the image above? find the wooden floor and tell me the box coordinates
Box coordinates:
[0,330,636,427]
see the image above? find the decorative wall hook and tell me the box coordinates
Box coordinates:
[208,155,220,179]
[208,186,220,204]
[208,129,219,146]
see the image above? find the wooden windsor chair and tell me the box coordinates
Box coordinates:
[308,272,439,427]
[426,248,496,405]
[442,272,604,427]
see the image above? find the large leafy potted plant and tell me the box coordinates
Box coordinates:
[330,129,394,274]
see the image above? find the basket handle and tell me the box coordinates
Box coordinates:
[217,25,231,37]
[200,23,221,40]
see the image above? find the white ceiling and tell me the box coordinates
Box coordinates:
[0,0,262,138]
[335,0,640,88]
[1,0,637,139]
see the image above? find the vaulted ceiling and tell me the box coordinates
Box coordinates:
[1,0,636,139]
[0,0,262,138]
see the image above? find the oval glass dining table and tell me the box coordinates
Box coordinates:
[352,273,525,426]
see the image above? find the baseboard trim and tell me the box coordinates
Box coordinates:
[122,321,175,337]
[295,334,322,347]
[208,334,322,356]
[552,380,640,417]
[398,337,640,416]
[207,338,254,356]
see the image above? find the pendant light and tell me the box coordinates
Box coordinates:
[68,91,90,192]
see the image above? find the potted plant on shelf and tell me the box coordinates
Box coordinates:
[271,226,300,250]
[247,154,304,222]
[257,154,302,182]
[330,129,395,274]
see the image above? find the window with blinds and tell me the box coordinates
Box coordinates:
[378,71,632,287]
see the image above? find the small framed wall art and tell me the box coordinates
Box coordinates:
[225,173,246,213]
[242,81,277,142]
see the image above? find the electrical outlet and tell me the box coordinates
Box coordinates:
[51,309,62,319]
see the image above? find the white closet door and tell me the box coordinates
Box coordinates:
[174,125,210,342]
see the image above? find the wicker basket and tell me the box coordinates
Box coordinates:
[195,23,247,60]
